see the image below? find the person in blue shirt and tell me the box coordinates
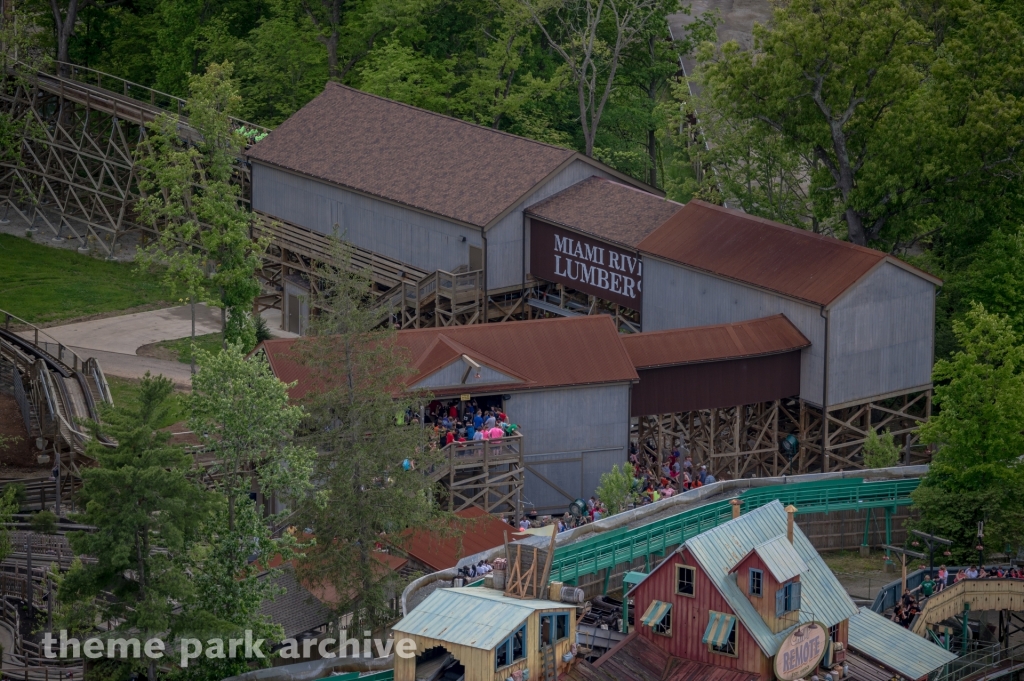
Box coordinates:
[466,425,476,440]
[473,410,483,430]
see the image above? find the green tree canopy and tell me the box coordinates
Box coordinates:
[911,304,1024,564]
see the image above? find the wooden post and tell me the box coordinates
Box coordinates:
[734,406,741,479]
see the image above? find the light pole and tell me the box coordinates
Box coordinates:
[976,520,985,567]
[911,529,953,578]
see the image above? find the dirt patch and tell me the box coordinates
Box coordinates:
[0,393,48,477]
[135,341,180,362]
[822,549,895,602]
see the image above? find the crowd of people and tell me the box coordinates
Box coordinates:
[421,399,518,451]
[628,442,719,505]
[891,564,1024,628]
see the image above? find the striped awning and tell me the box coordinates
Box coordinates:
[702,611,737,646]
[640,600,672,627]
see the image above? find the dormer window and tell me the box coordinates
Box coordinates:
[749,568,763,597]
[776,579,802,616]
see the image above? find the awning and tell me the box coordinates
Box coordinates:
[702,611,737,647]
[640,600,672,627]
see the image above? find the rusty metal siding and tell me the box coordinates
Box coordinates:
[252,162,481,276]
[631,353,801,416]
[512,383,630,512]
[489,159,615,291]
[827,261,935,406]
[635,547,768,678]
[642,256,826,406]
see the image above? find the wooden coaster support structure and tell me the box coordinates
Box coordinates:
[503,528,556,600]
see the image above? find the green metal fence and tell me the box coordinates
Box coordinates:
[549,477,921,584]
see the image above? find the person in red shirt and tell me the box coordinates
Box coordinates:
[445,430,455,445]
[449,404,458,419]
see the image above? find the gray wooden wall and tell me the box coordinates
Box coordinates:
[827,262,935,405]
[510,383,631,513]
[252,159,617,292]
[252,163,481,275]
[488,159,613,290]
[641,256,826,405]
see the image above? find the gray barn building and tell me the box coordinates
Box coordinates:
[246,84,657,330]
[636,200,942,471]
[260,315,637,515]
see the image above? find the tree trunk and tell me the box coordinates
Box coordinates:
[190,299,196,376]
[50,0,87,77]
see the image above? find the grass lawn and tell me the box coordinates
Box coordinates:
[107,375,186,430]
[0,234,173,325]
[150,332,225,365]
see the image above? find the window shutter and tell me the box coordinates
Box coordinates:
[776,587,785,617]
[792,581,802,610]
[748,570,754,595]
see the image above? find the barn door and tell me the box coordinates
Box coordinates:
[469,245,483,271]
[287,295,301,334]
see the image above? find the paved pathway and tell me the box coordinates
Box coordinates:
[22,305,297,388]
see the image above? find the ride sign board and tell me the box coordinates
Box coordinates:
[529,218,643,311]
[774,622,828,681]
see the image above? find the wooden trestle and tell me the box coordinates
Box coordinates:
[633,387,932,478]
[429,434,524,521]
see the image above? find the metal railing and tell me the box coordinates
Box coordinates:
[2,310,87,373]
[549,477,922,583]
[931,640,1024,681]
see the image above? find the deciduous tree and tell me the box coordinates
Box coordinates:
[911,304,1024,563]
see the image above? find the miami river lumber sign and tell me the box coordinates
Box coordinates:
[529,219,642,311]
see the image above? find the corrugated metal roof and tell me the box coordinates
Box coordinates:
[848,607,956,680]
[637,200,941,307]
[683,501,859,656]
[525,177,682,248]
[751,536,808,583]
[260,316,638,401]
[620,315,810,370]
[392,587,568,650]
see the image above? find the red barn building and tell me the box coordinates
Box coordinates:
[567,501,955,681]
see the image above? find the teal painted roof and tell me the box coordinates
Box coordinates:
[849,607,956,680]
[752,535,808,583]
[684,501,859,657]
[392,587,568,650]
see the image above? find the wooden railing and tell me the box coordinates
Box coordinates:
[911,578,1024,636]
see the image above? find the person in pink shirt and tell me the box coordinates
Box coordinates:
[488,426,504,440]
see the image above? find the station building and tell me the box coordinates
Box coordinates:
[248,83,943,482]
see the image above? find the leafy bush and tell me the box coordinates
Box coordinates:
[863,428,900,469]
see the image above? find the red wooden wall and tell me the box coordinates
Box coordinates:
[634,548,772,680]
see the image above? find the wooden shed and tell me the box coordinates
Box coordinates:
[392,587,576,681]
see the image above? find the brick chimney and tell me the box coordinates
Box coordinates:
[785,504,798,543]
[730,498,742,519]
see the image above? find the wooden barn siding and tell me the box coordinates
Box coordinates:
[488,159,614,290]
[732,552,792,635]
[571,507,916,599]
[413,363,519,389]
[393,610,575,681]
[827,262,936,406]
[251,163,480,276]
[641,257,826,406]
[512,383,630,513]
[635,547,768,679]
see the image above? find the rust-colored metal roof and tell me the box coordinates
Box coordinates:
[525,177,682,248]
[567,632,760,681]
[247,82,577,228]
[637,200,940,306]
[402,508,511,572]
[259,315,638,401]
[620,315,810,370]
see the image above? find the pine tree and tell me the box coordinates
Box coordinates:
[61,373,210,681]
[293,241,450,631]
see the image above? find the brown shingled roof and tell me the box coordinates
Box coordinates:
[638,200,940,306]
[246,82,578,227]
[525,177,682,248]
[259,316,638,401]
[620,315,810,370]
